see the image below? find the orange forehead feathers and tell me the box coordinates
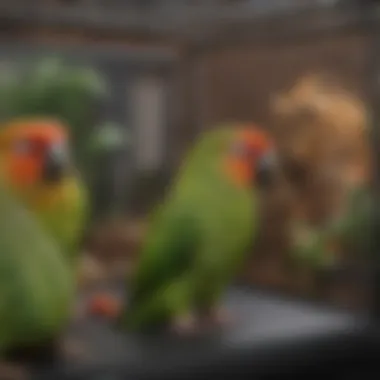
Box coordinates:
[238,126,272,153]
[0,118,68,145]
[225,125,272,186]
[0,118,68,188]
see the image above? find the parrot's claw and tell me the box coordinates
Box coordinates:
[170,313,199,337]
[203,307,234,327]
[0,362,28,380]
[60,337,90,362]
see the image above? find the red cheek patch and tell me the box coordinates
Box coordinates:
[8,156,41,187]
[225,158,253,186]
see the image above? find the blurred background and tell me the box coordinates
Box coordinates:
[0,0,376,311]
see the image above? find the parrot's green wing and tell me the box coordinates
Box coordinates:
[124,201,201,330]
[0,182,73,352]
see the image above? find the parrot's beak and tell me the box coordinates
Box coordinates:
[42,143,71,183]
[256,149,277,187]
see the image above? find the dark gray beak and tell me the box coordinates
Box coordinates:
[256,150,277,187]
[42,143,70,182]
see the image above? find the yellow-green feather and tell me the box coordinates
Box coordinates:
[8,175,88,269]
[34,177,88,266]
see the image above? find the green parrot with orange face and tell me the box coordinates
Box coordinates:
[0,117,88,269]
[0,117,86,356]
[120,124,277,334]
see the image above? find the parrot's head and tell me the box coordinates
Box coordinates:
[223,126,277,188]
[0,118,73,193]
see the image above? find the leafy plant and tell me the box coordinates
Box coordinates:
[0,56,130,220]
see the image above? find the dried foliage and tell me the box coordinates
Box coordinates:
[244,73,371,305]
[272,72,370,225]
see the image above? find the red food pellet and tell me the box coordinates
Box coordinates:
[88,294,120,319]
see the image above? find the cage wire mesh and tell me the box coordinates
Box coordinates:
[0,2,379,378]
[0,1,378,308]
[173,3,379,311]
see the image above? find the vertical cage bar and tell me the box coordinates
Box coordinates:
[369,5,380,319]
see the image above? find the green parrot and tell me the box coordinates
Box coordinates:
[121,125,276,334]
[0,117,88,271]
[0,178,73,353]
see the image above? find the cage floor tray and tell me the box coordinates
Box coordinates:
[31,285,367,380]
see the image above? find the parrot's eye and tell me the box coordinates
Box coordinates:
[50,143,67,160]
[13,140,32,156]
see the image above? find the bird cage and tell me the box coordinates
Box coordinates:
[0,2,379,379]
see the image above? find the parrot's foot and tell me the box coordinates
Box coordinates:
[202,307,234,328]
[59,337,90,362]
[87,292,122,321]
[170,313,199,337]
[0,362,28,380]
